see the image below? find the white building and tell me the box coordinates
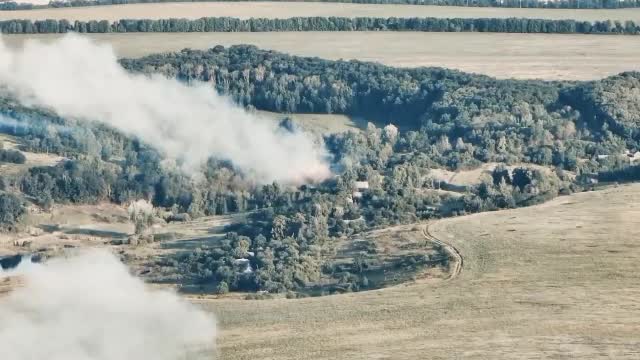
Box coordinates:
[233,258,253,274]
[354,181,369,190]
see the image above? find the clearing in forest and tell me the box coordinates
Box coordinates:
[258,110,362,135]
[0,133,65,176]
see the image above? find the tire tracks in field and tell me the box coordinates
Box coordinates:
[423,223,463,280]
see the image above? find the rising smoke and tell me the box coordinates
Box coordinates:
[0,250,217,360]
[0,34,331,184]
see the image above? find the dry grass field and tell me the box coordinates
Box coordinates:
[4,32,639,80]
[427,162,559,187]
[207,184,640,359]
[0,199,243,255]
[1,2,640,22]
[0,203,132,257]
[258,110,361,135]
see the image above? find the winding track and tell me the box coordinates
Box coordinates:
[423,223,463,280]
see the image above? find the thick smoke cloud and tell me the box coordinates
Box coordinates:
[0,250,217,360]
[0,34,330,184]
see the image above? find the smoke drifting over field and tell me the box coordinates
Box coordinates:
[0,250,217,360]
[0,34,330,184]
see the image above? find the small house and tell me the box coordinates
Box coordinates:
[354,181,369,190]
[351,181,369,202]
[233,258,253,274]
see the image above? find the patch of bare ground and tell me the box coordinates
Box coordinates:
[208,184,640,359]
[0,199,243,264]
[2,2,640,22]
[0,203,133,257]
[427,162,560,187]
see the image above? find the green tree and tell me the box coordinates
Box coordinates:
[216,281,229,294]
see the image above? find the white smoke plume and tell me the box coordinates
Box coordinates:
[0,34,331,184]
[0,250,217,360]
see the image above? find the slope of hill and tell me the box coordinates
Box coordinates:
[209,184,640,359]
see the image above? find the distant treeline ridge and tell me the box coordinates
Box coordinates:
[1,16,640,34]
[2,0,640,11]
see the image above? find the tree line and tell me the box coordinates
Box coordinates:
[1,16,640,34]
[3,0,640,11]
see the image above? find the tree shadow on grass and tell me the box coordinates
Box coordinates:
[160,234,225,251]
[37,224,128,239]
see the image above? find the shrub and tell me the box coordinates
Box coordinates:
[216,281,229,295]
[0,149,26,164]
[0,192,25,230]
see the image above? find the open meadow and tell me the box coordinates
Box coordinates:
[258,110,362,135]
[4,32,640,80]
[208,184,640,359]
[1,2,640,22]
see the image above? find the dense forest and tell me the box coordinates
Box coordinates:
[1,16,639,34]
[2,46,640,293]
[122,46,640,153]
[2,0,639,11]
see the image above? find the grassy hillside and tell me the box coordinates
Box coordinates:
[207,184,640,359]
